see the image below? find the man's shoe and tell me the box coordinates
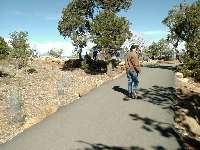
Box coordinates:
[132,91,137,99]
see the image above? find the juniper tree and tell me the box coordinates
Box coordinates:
[58,0,133,60]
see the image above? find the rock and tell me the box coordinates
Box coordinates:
[182,116,200,137]
[179,108,189,113]
[181,78,189,83]
[23,117,41,129]
[176,72,184,78]
[119,61,125,66]
[96,80,104,87]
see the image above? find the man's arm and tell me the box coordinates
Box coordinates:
[132,52,141,73]
[125,57,129,73]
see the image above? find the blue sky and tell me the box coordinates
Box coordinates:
[0,0,195,55]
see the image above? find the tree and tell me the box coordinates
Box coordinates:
[58,0,133,60]
[48,49,63,58]
[163,0,200,81]
[58,0,95,60]
[122,33,145,57]
[91,11,132,59]
[145,38,172,60]
[95,0,132,12]
[162,1,200,59]
[9,31,30,68]
[0,36,9,60]
[29,48,38,58]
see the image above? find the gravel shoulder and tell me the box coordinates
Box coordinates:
[0,59,124,144]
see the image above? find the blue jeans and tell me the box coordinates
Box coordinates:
[127,70,139,95]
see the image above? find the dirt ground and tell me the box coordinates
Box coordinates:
[175,72,200,149]
[0,58,125,144]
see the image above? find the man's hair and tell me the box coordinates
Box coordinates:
[130,45,138,51]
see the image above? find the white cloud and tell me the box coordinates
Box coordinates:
[30,40,75,56]
[3,36,95,56]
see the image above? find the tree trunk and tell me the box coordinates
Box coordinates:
[78,48,83,60]
[106,54,112,76]
[107,61,112,76]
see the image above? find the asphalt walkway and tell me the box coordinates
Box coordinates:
[1,65,182,150]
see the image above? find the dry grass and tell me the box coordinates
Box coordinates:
[0,58,124,144]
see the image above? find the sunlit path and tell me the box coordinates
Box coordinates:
[1,65,182,150]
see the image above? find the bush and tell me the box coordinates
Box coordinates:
[111,59,120,68]
[177,58,200,82]
[0,36,9,60]
[62,59,82,70]
[48,49,63,58]
[79,54,107,73]
[81,54,92,70]
[9,31,30,69]
[177,65,193,77]
[90,60,108,73]
[193,67,200,82]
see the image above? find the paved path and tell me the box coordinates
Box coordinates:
[1,66,182,150]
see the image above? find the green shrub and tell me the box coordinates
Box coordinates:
[9,31,30,69]
[111,59,120,68]
[81,54,91,71]
[193,67,200,82]
[177,58,200,81]
[0,36,9,60]
[80,53,108,73]
[48,49,63,58]
[177,65,193,77]
[62,59,82,70]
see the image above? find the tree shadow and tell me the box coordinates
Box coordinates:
[75,140,144,150]
[112,85,176,108]
[60,59,82,71]
[175,89,200,149]
[137,86,176,109]
[74,141,173,150]
[129,114,183,150]
[129,114,174,137]
[0,70,9,77]
[143,64,176,71]
[176,88,200,121]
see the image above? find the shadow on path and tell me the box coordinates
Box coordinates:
[112,86,176,109]
[75,140,169,150]
[129,114,183,150]
[143,64,176,71]
[129,114,175,137]
[112,86,129,97]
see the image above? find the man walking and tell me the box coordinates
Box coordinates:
[125,45,141,99]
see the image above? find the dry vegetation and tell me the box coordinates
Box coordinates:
[175,72,200,149]
[0,57,125,144]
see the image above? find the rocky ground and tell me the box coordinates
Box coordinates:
[175,72,200,149]
[0,58,125,144]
